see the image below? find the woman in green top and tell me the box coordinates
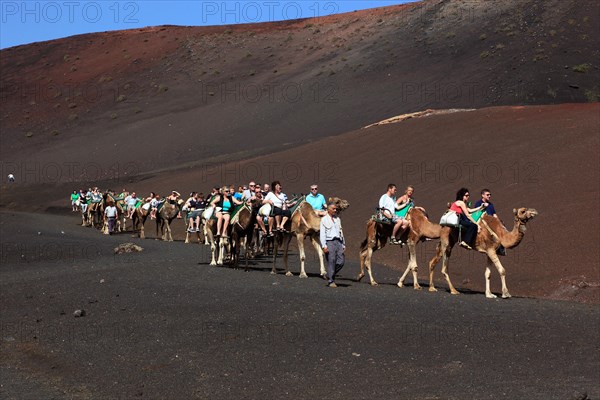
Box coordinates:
[71,190,79,212]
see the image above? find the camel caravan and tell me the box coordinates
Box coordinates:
[70,183,537,299]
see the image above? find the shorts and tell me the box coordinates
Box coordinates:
[273,207,291,218]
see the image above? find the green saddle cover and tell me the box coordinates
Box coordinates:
[208,204,243,220]
[230,204,245,218]
[289,196,306,215]
[471,209,486,222]
[395,201,414,218]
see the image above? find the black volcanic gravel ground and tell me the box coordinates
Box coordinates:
[1,211,598,399]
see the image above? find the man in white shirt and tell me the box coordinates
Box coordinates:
[104,201,118,234]
[242,181,256,201]
[378,183,408,245]
[320,202,345,288]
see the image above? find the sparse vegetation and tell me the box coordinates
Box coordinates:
[116,95,127,102]
[158,84,169,92]
[572,63,591,73]
[111,113,119,120]
[51,130,60,136]
[480,51,491,59]
[68,113,78,121]
[584,89,599,102]
[133,107,143,114]
[25,132,33,138]
[479,34,487,40]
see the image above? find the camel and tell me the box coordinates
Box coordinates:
[229,202,259,270]
[156,200,184,241]
[86,199,104,228]
[272,197,350,278]
[204,217,232,266]
[131,205,151,239]
[428,207,538,299]
[358,207,442,287]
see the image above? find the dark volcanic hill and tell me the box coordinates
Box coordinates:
[1,0,598,172]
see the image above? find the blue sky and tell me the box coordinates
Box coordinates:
[0,1,416,49]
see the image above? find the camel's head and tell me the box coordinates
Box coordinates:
[328,197,350,213]
[513,207,538,224]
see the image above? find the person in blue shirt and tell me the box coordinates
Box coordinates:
[475,189,506,256]
[306,184,327,216]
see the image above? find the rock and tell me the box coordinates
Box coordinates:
[114,243,143,254]
[100,279,105,284]
[571,391,588,400]
[73,309,86,318]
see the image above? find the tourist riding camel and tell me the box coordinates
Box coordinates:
[429,207,538,298]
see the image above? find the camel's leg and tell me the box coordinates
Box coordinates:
[271,234,279,275]
[283,234,294,277]
[397,241,420,289]
[365,247,378,286]
[167,221,173,242]
[217,237,225,265]
[357,249,367,282]
[486,250,510,298]
[409,241,421,290]
[484,259,497,299]
[207,228,217,265]
[294,233,306,278]
[440,249,459,295]
[310,234,326,278]
[428,242,445,292]
[203,222,210,245]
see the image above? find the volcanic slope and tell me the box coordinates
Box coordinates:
[1,0,598,173]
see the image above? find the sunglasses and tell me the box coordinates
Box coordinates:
[311,188,318,191]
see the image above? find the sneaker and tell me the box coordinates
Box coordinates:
[390,238,400,245]
[328,282,338,288]
[459,241,473,250]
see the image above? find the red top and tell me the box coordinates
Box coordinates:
[450,201,463,214]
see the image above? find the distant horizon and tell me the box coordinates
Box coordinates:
[0,1,417,49]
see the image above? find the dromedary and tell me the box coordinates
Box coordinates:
[230,202,260,270]
[272,197,350,278]
[131,205,151,239]
[358,207,442,287]
[156,200,184,241]
[204,216,232,266]
[428,207,538,299]
[86,199,104,228]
